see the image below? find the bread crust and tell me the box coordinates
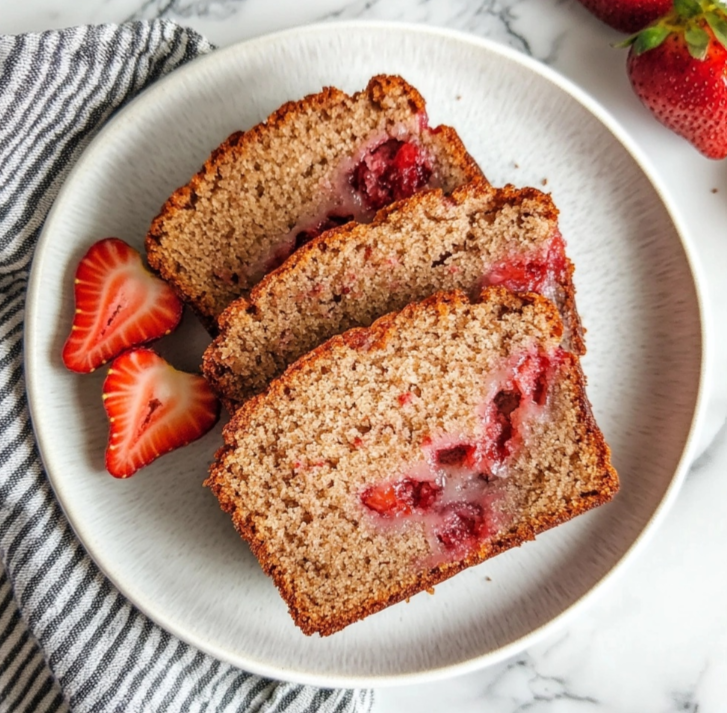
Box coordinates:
[145,75,484,327]
[206,288,618,636]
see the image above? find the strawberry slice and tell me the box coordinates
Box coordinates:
[102,348,220,478]
[62,238,183,373]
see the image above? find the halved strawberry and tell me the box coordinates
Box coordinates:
[102,348,220,478]
[62,238,183,373]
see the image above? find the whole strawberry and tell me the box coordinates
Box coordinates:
[576,0,672,33]
[622,0,727,159]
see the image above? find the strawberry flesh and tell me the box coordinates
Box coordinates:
[485,389,521,465]
[435,443,477,468]
[484,232,567,294]
[62,238,183,373]
[102,348,220,478]
[435,502,493,552]
[349,139,433,212]
[481,350,561,470]
[361,477,442,516]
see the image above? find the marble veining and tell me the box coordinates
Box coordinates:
[318,0,537,57]
[129,0,246,22]
[5,1,727,711]
[480,655,601,709]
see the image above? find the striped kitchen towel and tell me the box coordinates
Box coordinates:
[0,22,373,713]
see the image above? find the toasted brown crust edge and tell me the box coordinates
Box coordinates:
[205,287,618,636]
[560,258,586,356]
[145,75,485,327]
[203,180,583,408]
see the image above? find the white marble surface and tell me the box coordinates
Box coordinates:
[4,0,727,710]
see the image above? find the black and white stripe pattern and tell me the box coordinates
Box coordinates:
[0,22,373,713]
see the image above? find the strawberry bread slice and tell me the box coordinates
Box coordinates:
[205,288,618,636]
[203,180,584,411]
[145,75,484,327]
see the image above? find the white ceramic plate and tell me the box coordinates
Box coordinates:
[26,22,709,687]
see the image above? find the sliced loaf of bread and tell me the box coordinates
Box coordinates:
[203,180,584,411]
[145,75,484,326]
[206,287,618,636]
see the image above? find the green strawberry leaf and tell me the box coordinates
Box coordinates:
[633,26,671,54]
[613,32,640,49]
[706,12,727,50]
[674,0,702,19]
[685,25,710,59]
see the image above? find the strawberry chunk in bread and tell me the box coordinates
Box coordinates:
[145,75,484,327]
[206,288,617,636]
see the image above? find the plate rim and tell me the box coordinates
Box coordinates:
[25,20,712,688]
